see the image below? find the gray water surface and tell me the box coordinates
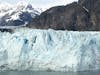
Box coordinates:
[0,71,100,75]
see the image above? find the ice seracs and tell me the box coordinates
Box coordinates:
[0,28,100,71]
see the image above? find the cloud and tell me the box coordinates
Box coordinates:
[0,0,78,10]
[31,0,78,10]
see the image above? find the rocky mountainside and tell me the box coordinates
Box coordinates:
[28,0,100,31]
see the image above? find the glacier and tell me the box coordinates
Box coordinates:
[0,28,100,71]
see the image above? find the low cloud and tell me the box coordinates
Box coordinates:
[0,0,78,10]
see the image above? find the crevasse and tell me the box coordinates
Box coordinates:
[0,28,100,71]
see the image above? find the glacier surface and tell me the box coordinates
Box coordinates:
[0,28,100,71]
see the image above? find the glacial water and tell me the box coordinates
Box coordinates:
[0,71,100,75]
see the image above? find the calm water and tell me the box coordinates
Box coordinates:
[0,71,100,75]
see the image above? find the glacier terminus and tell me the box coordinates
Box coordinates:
[0,28,100,72]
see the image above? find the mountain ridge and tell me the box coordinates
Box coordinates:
[0,2,41,28]
[28,0,100,31]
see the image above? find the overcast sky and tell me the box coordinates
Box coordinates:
[0,0,78,10]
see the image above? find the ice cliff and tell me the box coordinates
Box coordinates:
[0,28,100,71]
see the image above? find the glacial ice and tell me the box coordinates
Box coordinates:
[0,28,100,71]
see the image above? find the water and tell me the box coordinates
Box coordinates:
[0,71,100,75]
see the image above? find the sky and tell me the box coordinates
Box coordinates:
[0,0,78,10]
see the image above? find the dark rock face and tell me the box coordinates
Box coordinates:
[28,0,100,31]
[79,0,97,11]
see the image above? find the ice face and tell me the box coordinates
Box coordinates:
[0,28,100,71]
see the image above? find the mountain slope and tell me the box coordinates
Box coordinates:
[28,0,100,31]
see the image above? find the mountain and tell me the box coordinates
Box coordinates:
[0,2,40,28]
[28,0,100,31]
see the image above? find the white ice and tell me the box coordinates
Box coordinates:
[0,28,100,72]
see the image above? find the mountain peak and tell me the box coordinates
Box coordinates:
[0,2,41,28]
[26,4,33,10]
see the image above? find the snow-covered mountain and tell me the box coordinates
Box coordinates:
[0,28,100,71]
[0,2,41,27]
